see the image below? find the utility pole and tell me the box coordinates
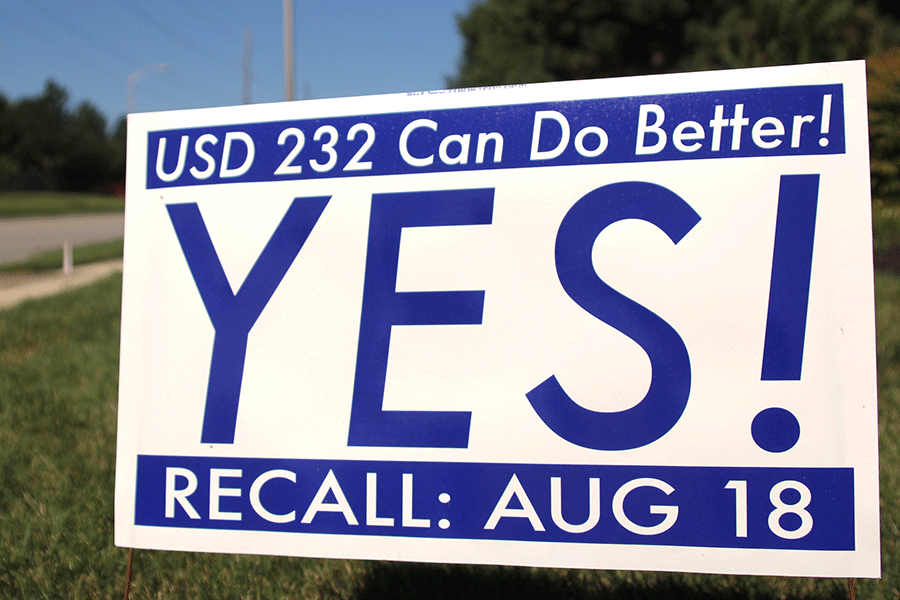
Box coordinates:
[283,0,295,101]
[242,27,252,104]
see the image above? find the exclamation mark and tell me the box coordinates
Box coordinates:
[818,94,832,147]
[754,174,820,453]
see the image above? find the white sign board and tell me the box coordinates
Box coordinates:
[115,61,879,578]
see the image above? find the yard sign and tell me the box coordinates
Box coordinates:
[115,61,880,577]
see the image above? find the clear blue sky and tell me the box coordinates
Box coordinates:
[0,0,472,127]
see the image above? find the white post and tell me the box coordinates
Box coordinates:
[63,239,74,276]
[242,27,253,104]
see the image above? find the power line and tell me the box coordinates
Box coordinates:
[0,4,122,83]
[22,0,144,67]
[147,0,281,100]
[15,0,231,113]
[159,0,239,39]
[110,0,284,106]
[0,3,185,118]
[114,0,234,68]
[8,0,281,114]
[150,0,282,100]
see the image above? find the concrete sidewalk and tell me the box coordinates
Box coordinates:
[0,259,123,310]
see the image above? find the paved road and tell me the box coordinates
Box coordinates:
[0,213,125,265]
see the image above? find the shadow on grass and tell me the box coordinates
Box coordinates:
[353,562,850,600]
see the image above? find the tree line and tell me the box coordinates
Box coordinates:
[2,1,899,204]
[450,0,900,206]
[0,81,126,194]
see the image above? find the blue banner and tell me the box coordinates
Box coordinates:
[135,455,853,551]
[146,84,845,189]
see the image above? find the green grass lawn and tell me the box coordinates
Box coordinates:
[0,239,124,274]
[0,272,897,599]
[0,191,123,219]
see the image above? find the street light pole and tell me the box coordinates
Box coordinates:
[283,0,295,101]
[127,62,169,114]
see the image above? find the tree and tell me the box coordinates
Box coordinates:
[7,80,71,189]
[0,80,125,193]
[449,0,697,87]
[0,93,22,189]
[868,47,900,206]
[449,0,900,244]
[60,101,113,192]
[449,0,900,87]
[682,0,900,71]
[110,116,127,184]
